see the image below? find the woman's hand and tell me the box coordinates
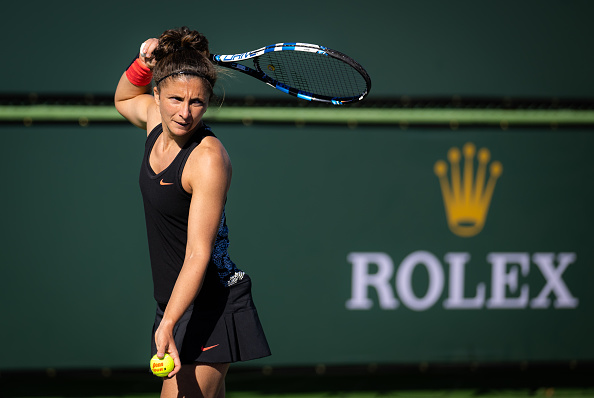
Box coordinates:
[139,38,159,69]
[154,321,182,378]
[114,37,160,129]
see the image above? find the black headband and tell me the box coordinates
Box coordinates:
[155,71,212,87]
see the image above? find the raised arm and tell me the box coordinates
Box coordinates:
[114,39,159,129]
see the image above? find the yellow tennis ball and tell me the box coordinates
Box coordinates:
[150,353,174,377]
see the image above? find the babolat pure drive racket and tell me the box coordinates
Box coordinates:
[209,42,371,105]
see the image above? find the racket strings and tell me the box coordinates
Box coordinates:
[254,51,367,98]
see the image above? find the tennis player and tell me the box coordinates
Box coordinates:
[114,26,271,398]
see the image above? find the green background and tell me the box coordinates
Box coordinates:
[1,124,592,370]
[3,0,594,99]
[1,0,593,373]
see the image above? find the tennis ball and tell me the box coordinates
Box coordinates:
[150,353,174,377]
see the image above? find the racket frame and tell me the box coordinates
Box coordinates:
[210,42,371,105]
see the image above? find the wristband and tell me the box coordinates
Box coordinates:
[126,58,153,87]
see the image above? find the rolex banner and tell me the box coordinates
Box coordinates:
[222,125,594,367]
[1,125,592,370]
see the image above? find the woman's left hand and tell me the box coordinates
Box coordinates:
[154,322,182,377]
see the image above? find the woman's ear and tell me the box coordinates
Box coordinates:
[153,86,160,106]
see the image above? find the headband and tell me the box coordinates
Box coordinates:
[155,71,213,87]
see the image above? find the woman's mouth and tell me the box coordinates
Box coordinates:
[175,120,191,128]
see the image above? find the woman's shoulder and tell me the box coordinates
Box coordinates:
[192,135,230,167]
[185,125,230,169]
[182,134,232,194]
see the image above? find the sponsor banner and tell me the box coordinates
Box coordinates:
[222,125,594,366]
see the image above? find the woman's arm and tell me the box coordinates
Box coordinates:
[114,39,159,129]
[153,138,232,377]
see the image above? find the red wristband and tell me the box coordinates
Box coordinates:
[125,58,153,86]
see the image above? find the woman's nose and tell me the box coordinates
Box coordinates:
[179,103,191,119]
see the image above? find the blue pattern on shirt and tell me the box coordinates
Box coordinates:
[212,209,244,286]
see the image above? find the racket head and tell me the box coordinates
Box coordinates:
[211,43,371,104]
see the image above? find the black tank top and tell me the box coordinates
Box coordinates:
[139,124,243,304]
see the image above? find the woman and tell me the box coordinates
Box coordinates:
[114,26,271,397]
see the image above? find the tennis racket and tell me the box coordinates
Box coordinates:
[209,42,371,105]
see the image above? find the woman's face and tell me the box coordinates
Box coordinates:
[154,77,210,137]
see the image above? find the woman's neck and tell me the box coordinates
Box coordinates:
[161,122,202,151]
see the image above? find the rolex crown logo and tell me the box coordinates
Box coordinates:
[434,142,502,237]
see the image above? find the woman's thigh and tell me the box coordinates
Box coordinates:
[161,362,230,398]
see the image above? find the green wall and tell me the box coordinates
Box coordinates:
[1,0,593,372]
[1,123,592,370]
[3,0,594,99]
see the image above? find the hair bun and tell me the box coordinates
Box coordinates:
[152,26,218,94]
[154,26,210,61]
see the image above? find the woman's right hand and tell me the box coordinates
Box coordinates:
[114,38,160,129]
[139,38,159,69]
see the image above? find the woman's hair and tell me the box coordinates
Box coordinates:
[152,26,217,97]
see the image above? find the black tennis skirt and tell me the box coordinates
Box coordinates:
[151,274,271,364]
